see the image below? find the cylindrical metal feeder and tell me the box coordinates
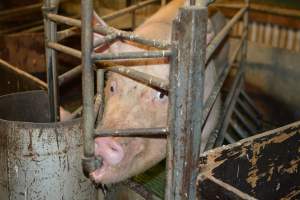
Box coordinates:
[0,90,96,200]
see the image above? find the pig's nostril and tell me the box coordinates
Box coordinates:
[95,137,124,165]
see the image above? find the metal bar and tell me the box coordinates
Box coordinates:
[234,108,256,133]
[95,69,105,127]
[101,0,159,21]
[94,25,171,49]
[0,58,48,90]
[57,27,79,41]
[58,65,82,85]
[166,7,207,200]
[202,32,245,126]
[81,0,98,177]
[58,34,117,86]
[92,50,171,61]
[237,99,261,128]
[224,132,236,144]
[240,90,261,117]
[206,7,246,64]
[46,13,171,49]
[214,2,300,19]
[214,73,244,147]
[43,0,60,122]
[0,3,42,21]
[105,64,169,92]
[94,34,118,48]
[48,42,82,59]
[230,120,249,139]
[0,20,44,35]
[94,127,168,137]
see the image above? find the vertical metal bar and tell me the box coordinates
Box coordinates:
[166,6,207,200]
[95,69,105,127]
[81,0,97,177]
[43,0,60,122]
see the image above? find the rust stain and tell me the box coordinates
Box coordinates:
[283,159,299,174]
[280,189,300,200]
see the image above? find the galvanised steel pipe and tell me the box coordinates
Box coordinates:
[81,0,98,178]
[205,7,246,65]
[94,127,168,137]
[0,58,48,90]
[46,13,171,49]
[202,32,246,127]
[43,0,60,122]
[92,50,172,60]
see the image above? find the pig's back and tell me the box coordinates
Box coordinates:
[134,0,184,41]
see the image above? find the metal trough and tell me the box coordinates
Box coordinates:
[0,90,96,199]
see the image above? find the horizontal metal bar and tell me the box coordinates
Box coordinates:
[57,26,79,41]
[214,2,300,19]
[58,65,82,85]
[58,33,116,86]
[206,7,246,64]
[94,34,118,48]
[0,3,42,20]
[94,127,168,137]
[46,13,171,49]
[0,58,48,90]
[47,13,81,27]
[47,42,81,58]
[101,0,159,21]
[92,50,171,61]
[98,62,169,92]
[0,20,44,34]
[202,32,246,125]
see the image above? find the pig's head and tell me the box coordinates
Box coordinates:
[90,11,215,184]
[91,12,170,184]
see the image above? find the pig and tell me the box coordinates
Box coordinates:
[90,0,221,184]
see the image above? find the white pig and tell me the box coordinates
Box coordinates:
[91,0,221,184]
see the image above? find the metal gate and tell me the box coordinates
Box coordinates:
[42,0,249,199]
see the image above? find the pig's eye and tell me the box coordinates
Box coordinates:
[109,81,117,94]
[155,92,167,101]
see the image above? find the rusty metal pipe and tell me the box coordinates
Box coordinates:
[92,50,172,61]
[101,0,159,21]
[81,0,98,177]
[214,2,300,19]
[46,13,171,49]
[43,0,60,122]
[94,127,168,137]
[206,7,246,64]
[47,42,82,58]
[202,32,245,126]
[0,58,48,90]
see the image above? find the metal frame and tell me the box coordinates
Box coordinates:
[41,0,251,199]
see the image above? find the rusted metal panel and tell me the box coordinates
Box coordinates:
[0,91,97,200]
[198,121,300,199]
[166,6,207,200]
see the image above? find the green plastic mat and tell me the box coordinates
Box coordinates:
[133,160,166,199]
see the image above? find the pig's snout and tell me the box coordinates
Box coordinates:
[95,137,124,166]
